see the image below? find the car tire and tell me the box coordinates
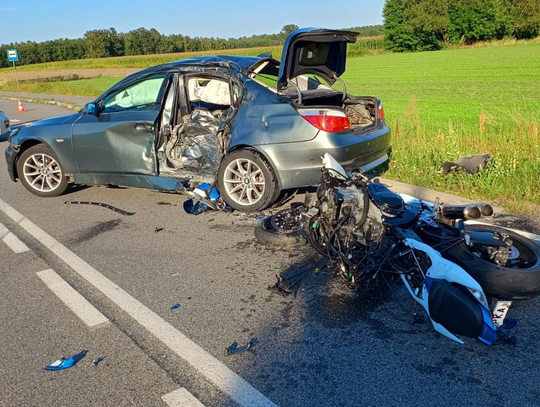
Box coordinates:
[16,144,68,197]
[218,149,278,212]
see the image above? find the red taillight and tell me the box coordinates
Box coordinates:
[378,102,384,121]
[299,109,351,133]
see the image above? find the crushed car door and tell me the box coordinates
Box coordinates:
[71,73,170,175]
[157,73,240,179]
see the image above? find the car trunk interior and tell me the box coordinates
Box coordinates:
[156,75,235,184]
[251,60,377,132]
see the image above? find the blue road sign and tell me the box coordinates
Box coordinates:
[7,49,19,62]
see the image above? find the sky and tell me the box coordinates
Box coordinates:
[0,0,385,44]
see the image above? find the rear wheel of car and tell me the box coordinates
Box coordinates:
[17,144,68,197]
[218,149,278,212]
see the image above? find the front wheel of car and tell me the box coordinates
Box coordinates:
[218,149,278,212]
[17,144,68,197]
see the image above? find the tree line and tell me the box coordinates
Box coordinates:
[384,0,540,51]
[0,24,383,68]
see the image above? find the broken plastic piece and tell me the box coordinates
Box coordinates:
[92,356,105,367]
[65,201,135,216]
[194,182,220,200]
[274,262,315,297]
[183,198,209,215]
[226,338,259,355]
[44,350,87,371]
[155,227,164,233]
[170,303,180,310]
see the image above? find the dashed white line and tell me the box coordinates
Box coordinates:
[0,197,279,407]
[36,269,109,328]
[0,222,29,253]
[162,388,205,407]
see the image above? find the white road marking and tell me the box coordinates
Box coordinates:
[36,269,109,328]
[0,198,279,407]
[0,222,29,253]
[162,388,205,407]
[10,119,21,123]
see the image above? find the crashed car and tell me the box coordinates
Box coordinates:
[4,28,391,211]
[0,107,10,137]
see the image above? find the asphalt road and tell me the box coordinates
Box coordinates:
[1,100,540,407]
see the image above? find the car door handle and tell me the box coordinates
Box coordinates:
[134,123,154,132]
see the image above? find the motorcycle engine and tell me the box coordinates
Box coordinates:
[319,185,384,245]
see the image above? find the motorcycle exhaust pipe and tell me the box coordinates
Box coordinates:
[440,204,482,220]
[476,203,494,217]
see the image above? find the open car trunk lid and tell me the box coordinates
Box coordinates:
[277,28,358,91]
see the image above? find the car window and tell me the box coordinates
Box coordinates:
[187,77,231,110]
[103,75,166,113]
[250,61,280,90]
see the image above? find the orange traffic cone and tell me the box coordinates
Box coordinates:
[17,100,25,113]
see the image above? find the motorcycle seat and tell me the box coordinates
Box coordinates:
[367,183,405,215]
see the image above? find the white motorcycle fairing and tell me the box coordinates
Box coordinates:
[399,238,498,344]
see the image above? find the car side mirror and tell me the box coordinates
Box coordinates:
[84,102,99,116]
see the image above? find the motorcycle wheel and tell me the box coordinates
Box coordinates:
[442,224,540,300]
[254,216,307,247]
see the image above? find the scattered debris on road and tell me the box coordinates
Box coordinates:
[273,260,325,297]
[44,350,87,371]
[170,303,180,310]
[64,201,135,216]
[155,227,164,233]
[226,338,259,355]
[92,356,105,367]
[183,182,232,215]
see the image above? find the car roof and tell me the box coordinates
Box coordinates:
[172,55,263,69]
[132,55,265,77]
[99,55,269,100]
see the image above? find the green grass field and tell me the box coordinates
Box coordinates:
[341,42,540,212]
[1,40,538,211]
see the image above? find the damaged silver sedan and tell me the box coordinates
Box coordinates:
[5,28,391,211]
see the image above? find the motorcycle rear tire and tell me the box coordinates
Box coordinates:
[442,224,540,300]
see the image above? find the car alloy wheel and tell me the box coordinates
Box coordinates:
[223,158,265,206]
[22,153,63,193]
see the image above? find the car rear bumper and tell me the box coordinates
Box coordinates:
[258,124,391,189]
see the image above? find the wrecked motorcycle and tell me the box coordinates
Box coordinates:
[258,154,540,344]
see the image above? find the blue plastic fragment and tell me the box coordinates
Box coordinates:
[183,199,209,215]
[170,303,180,310]
[44,350,87,371]
[503,318,518,330]
[194,183,220,200]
